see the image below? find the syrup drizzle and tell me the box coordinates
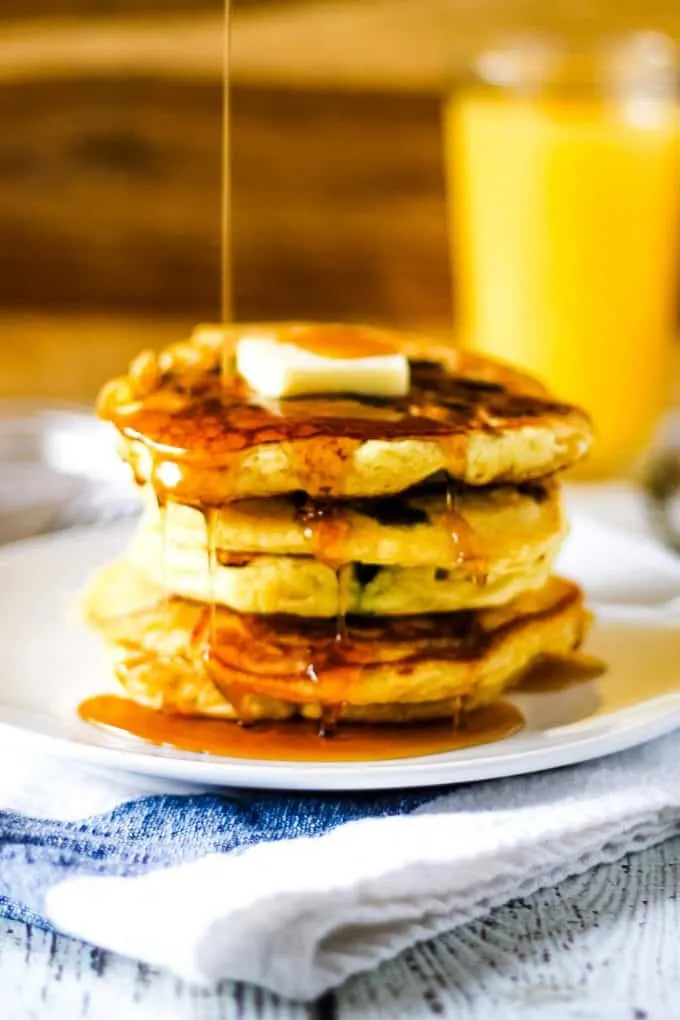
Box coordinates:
[451,694,464,731]
[444,480,487,583]
[297,499,351,562]
[318,563,354,731]
[205,507,219,643]
[201,508,257,724]
[291,496,357,728]
[335,563,352,643]
[221,0,232,323]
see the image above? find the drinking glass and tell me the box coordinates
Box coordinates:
[444,32,680,478]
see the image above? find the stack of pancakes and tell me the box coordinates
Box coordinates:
[82,323,593,728]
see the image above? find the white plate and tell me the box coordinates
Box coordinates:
[1,522,680,791]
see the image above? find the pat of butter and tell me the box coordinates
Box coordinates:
[236,335,410,399]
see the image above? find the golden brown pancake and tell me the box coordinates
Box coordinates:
[127,477,565,615]
[137,477,564,567]
[127,543,557,617]
[81,560,589,723]
[97,323,593,502]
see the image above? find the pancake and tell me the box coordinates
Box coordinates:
[137,477,564,568]
[129,477,565,615]
[81,560,589,723]
[97,323,593,501]
[127,537,557,617]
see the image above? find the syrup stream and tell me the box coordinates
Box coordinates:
[221,0,233,323]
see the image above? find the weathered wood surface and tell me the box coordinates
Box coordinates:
[0,77,449,322]
[2,834,679,1019]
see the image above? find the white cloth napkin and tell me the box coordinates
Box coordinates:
[2,486,680,1001]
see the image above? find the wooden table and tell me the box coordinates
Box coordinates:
[2,833,679,1019]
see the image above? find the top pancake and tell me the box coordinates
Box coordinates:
[98,323,593,501]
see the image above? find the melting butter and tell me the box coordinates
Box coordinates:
[235,333,409,399]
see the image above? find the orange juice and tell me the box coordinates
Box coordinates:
[445,50,680,477]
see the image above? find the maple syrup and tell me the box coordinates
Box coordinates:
[275,324,400,360]
[78,695,524,762]
[105,359,573,507]
[205,506,219,642]
[295,498,352,562]
[443,480,488,581]
[221,0,232,324]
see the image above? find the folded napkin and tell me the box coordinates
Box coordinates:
[1,487,680,1001]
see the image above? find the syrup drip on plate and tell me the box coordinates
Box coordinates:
[78,696,525,762]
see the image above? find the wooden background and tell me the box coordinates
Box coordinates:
[1,0,680,400]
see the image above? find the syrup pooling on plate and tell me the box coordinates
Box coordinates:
[78,696,525,761]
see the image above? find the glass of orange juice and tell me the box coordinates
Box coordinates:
[444,32,680,478]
